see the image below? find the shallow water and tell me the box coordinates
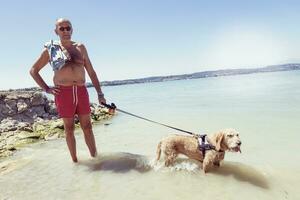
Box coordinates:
[1,71,300,200]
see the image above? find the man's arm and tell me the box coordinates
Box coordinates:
[29,49,50,91]
[80,44,106,104]
[29,49,59,95]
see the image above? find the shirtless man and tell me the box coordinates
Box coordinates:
[30,18,106,162]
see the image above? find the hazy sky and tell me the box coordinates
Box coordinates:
[0,0,299,89]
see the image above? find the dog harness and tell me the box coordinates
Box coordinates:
[197,134,222,158]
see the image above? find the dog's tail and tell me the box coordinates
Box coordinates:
[156,141,162,162]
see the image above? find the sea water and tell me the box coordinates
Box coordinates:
[0,71,299,200]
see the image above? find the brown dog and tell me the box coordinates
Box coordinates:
[155,129,242,173]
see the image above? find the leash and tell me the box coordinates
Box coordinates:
[101,103,196,135]
[101,102,218,156]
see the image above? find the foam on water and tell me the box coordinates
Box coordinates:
[150,158,200,172]
[77,152,203,173]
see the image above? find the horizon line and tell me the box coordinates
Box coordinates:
[1,63,299,92]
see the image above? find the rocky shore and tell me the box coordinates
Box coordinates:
[0,90,113,158]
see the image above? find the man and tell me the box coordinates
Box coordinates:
[30,18,106,162]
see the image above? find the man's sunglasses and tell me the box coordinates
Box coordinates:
[59,26,72,32]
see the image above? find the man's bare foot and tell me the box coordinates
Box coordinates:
[72,157,78,163]
[91,151,98,158]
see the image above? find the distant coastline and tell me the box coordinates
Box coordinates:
[89,63,300,87]
[1,63,300,92]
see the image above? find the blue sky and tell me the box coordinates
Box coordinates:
[0,0,300,89]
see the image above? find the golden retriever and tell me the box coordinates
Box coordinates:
[155,129,242,173]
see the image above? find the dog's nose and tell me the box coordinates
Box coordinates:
[237,141,242,146]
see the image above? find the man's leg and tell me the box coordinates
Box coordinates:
[78,114,97,157]
[62,117,77,162]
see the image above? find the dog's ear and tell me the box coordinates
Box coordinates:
[216,132,225,151]
[209,131,225,151]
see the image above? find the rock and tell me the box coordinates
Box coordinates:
[33,123,46,132]
[31,92,45,106]
[45,101,57,115]
[0,119,19,133]
[42,113,49,118]
[0,150,13,158]
[51,116,58,120]
[44,130,64,141]
[3,101,17,116]
[14,138,39,147]
[0,104,10,116]
[17,99,28,113]
[16,131,42,139]
[0,90,113,159]
[17,122,30,129]
[19,126,33,132]
[34,117,45,123]
[24,106,46,119]
[49,120,64,129]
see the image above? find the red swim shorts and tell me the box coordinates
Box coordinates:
[54,85,91,118]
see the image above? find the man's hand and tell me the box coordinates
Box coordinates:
[97,91,106,105]
[98,96,106,105]
[45,86,60,95]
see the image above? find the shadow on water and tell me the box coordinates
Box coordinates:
[78,153,270,189]
[211,161,270,189]
[79,152,151,173]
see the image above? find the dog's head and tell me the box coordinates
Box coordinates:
[207,128,242,152]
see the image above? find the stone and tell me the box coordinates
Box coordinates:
[17,99,28,113]
[45,101,57,115]
[44,130,65,140]
[0,119,19,133]
[3,102,17,116]
[0,90,113,159]
[16,131,42,139]
[0,104,10,115]
[33,123,46,132]
[49,120,64,129]
[31,92,45,106]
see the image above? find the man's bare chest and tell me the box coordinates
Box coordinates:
[62,46,84,64]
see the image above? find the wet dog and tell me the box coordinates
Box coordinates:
[155,129,242,173]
